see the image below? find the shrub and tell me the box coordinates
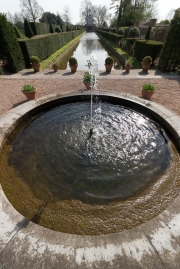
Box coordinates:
[0,13,25,72]
[111,28,117,33]
[55,26,62,33]
[105,56,114,64]
[158,9,180,72]
[21,84,36,92]
[142,83,156,92]
[83,72,96,83]
[145,26,151,41]
[142,56,152,63]
[128,27,140,39]
[69,57,77,65]
[24,18,34,38]
[30,56,40,64]
[125,57,134,65]
[13,25,22,38]
[118,28,124,35]
[0,66,3,75]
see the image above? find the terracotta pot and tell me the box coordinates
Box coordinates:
[142,89,154,100]
[31,63,40,72]
[83,82,95,90]
[23,89,36,100]
[142,62,152,72]
[53,65,59,72]
[69,64,78,73]
[105,64,113,73]
[125,65,132,72]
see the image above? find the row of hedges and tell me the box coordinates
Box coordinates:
[96,30,123,44]
[29,22,81,35]
[96,29,163,65]
[134,40,163,64]
[18,30,83,67]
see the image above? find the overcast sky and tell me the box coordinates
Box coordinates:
[0,0,179,24]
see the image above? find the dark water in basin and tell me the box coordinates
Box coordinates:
[58,32,123,70]
[8,101,172,203]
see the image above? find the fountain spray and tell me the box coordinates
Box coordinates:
[89,54,98,137]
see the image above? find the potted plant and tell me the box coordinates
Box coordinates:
[83,72,96,90]
[125,57,134,72]
[142,56,152,72]
[69,57,78,72]
[105,56,114,73]
[30,56,40,72]
[21,84,36,100]
[52,60,59,72]
[142,83,156,100]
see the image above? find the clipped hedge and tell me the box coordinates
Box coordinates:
[18,30,82,67]
[0,13,25,73]
[96,30,123,44]
[134,40,163,64]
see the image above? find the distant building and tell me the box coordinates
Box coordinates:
[86,12,95,32]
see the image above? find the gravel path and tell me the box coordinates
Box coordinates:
[0,69,180,117]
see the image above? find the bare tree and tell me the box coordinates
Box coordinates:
[166,8,175,21]
[93,5,108,27]
[19,0,44,22]
[61,6,72,24]
[80,0,95,25]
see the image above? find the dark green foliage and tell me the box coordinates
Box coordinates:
[158,9,180,72]
[30,22,49,35]
[96,30,124,44]
[105,56,114,64]
[145,26,151,41]
[128,27,140,39]
[24,19,34,38]
[55,26,62,33]
[111,28,117,33]
[30,56,40,64]
[18,30,82,67]
[39,12,64,25]
[142,56,152,63]
[134,40,163,64]
[0,13,25,72]
[50,24,54,33]
[13,25,22,38]
[69,57,77,65]
[118,28,124,35]
[0,66,3,75]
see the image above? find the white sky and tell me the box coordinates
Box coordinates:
[0,0,179,24]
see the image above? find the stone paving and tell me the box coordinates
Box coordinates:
[0,68,180,269]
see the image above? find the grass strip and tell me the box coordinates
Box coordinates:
[96,33,142,69]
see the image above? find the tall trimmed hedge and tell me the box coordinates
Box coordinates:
[96,30,123,44]
[134,40,163,64]
[24,19,34,38]
[158,9,180,72]
[18,30,83,67]
[0,13,25,72]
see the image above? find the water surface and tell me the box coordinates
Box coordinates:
[58,32,122,70]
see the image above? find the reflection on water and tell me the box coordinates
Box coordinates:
[58,32,123,70]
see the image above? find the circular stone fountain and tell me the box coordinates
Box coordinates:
[0,92,180,235]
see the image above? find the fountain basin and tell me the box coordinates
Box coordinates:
[0,92,180,235]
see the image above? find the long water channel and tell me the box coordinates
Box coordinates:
[58,32,123,71]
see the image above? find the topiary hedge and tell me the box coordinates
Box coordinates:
[24,18,34,38]
[158,9,180,72]
[134,40,163,64]
[18,30,82,67]
[0,13,25,72]
[96,30,123,45]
